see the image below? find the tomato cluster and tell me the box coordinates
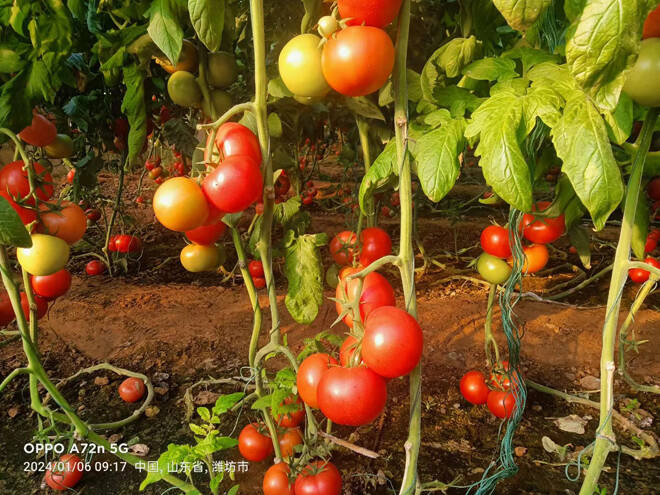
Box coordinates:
[460,362,520,419]
[329,227,392,268]
[279,1,401,100]
[476,202,565,284]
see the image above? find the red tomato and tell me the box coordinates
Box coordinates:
[238,423,273,462]
[297,353,338,409]
[480,225,511,259]
[149,166,162,179]
[44,454,83,491]
[115,235,142,253]
[648,177,660,201]
[330,231,357,265]
[275,173,291,197]
[66,169,76,184]
[0,292,15,327]
[362,306,423,378]
[645,234,658,253]
[38,201,87,244]
[205,123,262,165]
[629,257,660,283]
[460,371,489,405]
[295,460,342,495]
[643,5,660,39]
[263,463,294,495]
[30,269,71,300]
[108,235,119,252]
[513,244,549,274]
[85,260,106,276]
[118,377,146,403]
[321,26,395,97]
[359,227,392,266]
[0,191,36,225]
[20,292,48,320]
[249,260,265,278]
[335,269,396,328]
[253,277,267,289]
[521,202,565,244]
[18,112,57,147]
[338,0,403,28]
[339,335,362,367]
[0,160,54,205]
[302,195,314,206]
[276,395,305,428]
[185,222,227,245]
[85,208,101,223]
[487,389,517,419]
[278,428,303,458]
[202,155,263,213]
[317,365,387,426]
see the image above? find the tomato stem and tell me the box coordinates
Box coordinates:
[484,283,500,368]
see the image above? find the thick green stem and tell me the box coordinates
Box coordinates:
[484,283,500,368]
[391,2,420,494]
[618,277,659,394]
[579,108,659,495]
[356,116,375,227]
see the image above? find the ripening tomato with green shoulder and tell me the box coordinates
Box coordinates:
[279,34,331,98]
[623,38,660,108]
[17,234,70,276]
[180,244,225,272]
[18,111,57,147]
[153,177,209,232]
[338,0,403,28]
[321,26,395,97]
[45,134,74,159]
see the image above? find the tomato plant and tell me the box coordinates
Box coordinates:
[118,377,146,403]
[238,423,273,462]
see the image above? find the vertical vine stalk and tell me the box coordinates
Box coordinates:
[484,283,500,368]
[103,155,128,275]
[579,107,658,495]
[356,115,375,227]
[391,2,421,494]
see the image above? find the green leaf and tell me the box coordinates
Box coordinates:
[274,196,301,226]
[121,65,147,161]
[359,140,398,213]
[463,57,518,82]
[300,0,322,33]
[26,60,56,102]
[188,0,224,52]
[139,444,196,490]
[209,475,224,493]
[0,196,32,248]
[429,36,481,79]
[564,0,587,21]
[568,224,591,269]
[284,233,326,324]
[211,392,245,416]
[345,97,385,121]
[228,485,240,495]
[421,108,452,129]
[197,407,211,422]
[493,0,552,31]
[250,394,272,411]
[603,93,633,145]
[379,70,423,106]
[566,0,647,110]
[522,86,563,131]
[267,112,283,138]
[551,96,624,230]
[414,118,466,202]
[503,46,561,73]
[268,77,294,99]
[528,63,580,101]
[631,187,650,260]
[0,46,25,73]
[0,71,32,133]
[147,0,185,68]
[189,423,206,436]
[429,86,483,118]
[465,92,533,211]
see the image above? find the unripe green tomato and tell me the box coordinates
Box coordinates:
[180,244,225,272]
[326,263,340,288]
[202,89,232,119]
[624,38,660,108]
[279,34,330,98]
[476,252,512,285]
[167,71,202,108]
[17,234,70,276]
[207,52,238,88]
[318,16,339,38]
[45,134,74,159]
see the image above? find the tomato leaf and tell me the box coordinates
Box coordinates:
[551,96,624,230]
[359,140,398,214]
[0,45,25,73]
[121,64,147,161]
[284,233,326,325]
[503,46,561,73]
[147,0,185,68]
[493,0,552,31]
[631,187,650,260]
[568,224,591,269]
[268,77,294,99]
[566,0,649,111]
[379,70,424,106]
[300,0,322,34]
[212,392,244,416]
[564,0,587,21]
[268,112,282,138]
[465,91,533,212]
[0,196,32,248]
[462,57,518,82]
[188,0,224,53]
[139,444,196,490]
[227,485,239,495]
[414,118,466,202]
[345,96,385,122]
[603,93,633,146]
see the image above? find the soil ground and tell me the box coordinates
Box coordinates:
[0,170,659,495]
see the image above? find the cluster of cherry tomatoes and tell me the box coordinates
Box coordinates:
[152,122,262,273]
[460,362,520,419]
[278,0,402,100]
[476,202,565,285]
[145,150,188,187]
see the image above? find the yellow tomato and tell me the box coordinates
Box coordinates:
[180,244,225,272]
[153,177,210,232]
[279,34,330,98]
[17,234,70,276]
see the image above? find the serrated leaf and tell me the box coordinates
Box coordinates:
[212,392,245,416]
[552,96,624,230]
[430,86,483,118]
[421,109,452,128]
[566,0,648,111]
[463,57,518,82]
[284,234,325,324]
[522,86,563,131]
[147,0,184,67]
[188,0,224,52]
[197,407,211,422]
[431,36,480,79]
[503,46,561,73]
[414,119,466,202]
[139,444,196,490]
[528,63,580,101]
[0,197,32,248]
[466,92,533,211]
[493,0,552,31]
[121,65,147,161]
[228,485,240,495]
[0,46,25,73]
[345,97,385,121]
[359,140,398,213]
[189,423,206,436]
[250,394,272,411]
[210,475,224,493]
[274,196,301,226]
